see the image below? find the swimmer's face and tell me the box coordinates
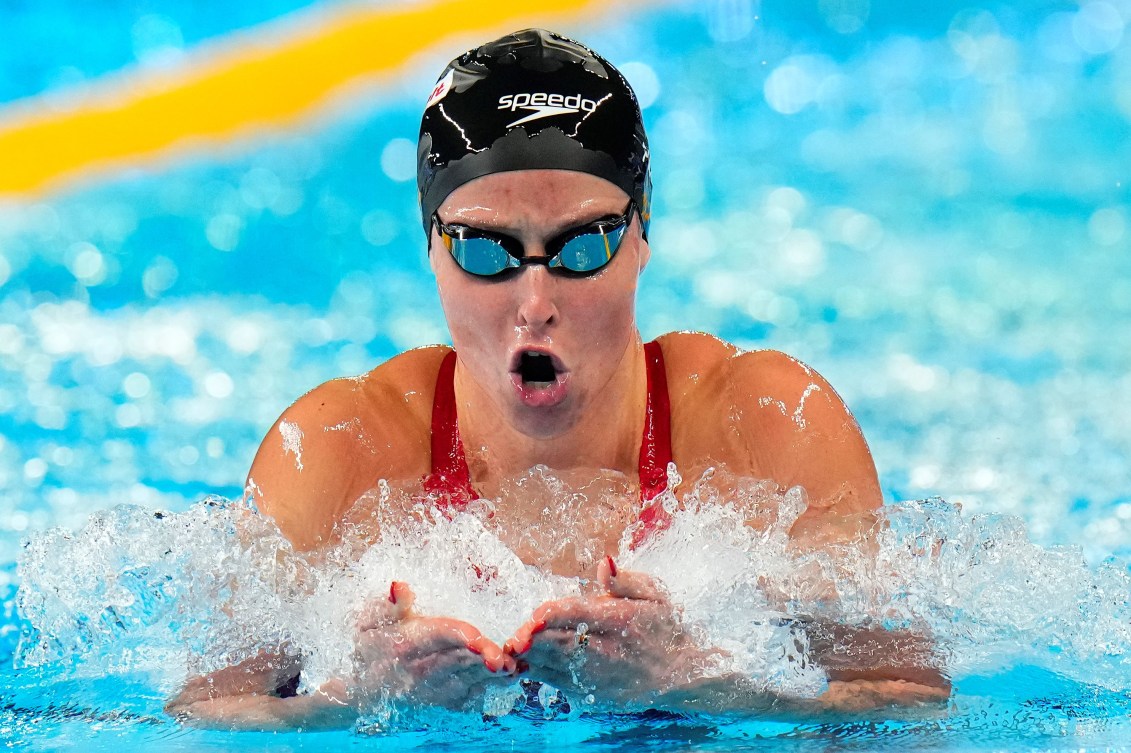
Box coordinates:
[430,170,649,438]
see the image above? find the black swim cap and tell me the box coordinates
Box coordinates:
[417,28,651,238]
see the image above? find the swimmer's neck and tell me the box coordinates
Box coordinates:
[454,338,648,491]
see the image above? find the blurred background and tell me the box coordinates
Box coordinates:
[1,0,1129,641]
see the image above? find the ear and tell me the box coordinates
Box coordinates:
[637,236,651,273]
[427,228,443,275]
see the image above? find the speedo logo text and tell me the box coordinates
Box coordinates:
[498,92,598,127]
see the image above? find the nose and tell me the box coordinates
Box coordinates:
[515,263,558,330]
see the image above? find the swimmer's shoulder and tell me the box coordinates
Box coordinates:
[657,332,880,513]
[653,331,830,405]
[654,332,846,465]
[287,344,451,467]
[248,346,451,550]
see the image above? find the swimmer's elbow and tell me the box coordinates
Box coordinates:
[166,690,357,731]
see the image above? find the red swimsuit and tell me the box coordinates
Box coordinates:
[423,341,674,544]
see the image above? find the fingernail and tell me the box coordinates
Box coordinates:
[465,642,482,655]
[389,581,399,604]
[606,555,618,577]
[531,620,547,635]
[484,659,498,673]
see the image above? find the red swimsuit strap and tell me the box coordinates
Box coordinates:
[425,342,674,528]
[638,340,673,501]
[423,349,478,505]
[632,340,674,544]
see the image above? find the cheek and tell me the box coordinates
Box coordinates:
[436,276,507,356]
[566,278,638,349]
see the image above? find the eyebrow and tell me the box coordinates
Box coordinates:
[440,206,624,237]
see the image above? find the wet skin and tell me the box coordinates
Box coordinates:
[169,170,949,728]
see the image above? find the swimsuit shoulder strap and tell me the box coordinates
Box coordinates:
[633,340,674,546]
[423,349,478,505]
[638,339,673,501]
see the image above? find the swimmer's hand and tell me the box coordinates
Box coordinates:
[503,557,717,707]
[503,561,950,715]
[354,580,516,710]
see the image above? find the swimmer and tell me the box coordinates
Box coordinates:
[166,29,950,727]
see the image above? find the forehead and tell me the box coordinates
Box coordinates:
[439,170,629,226]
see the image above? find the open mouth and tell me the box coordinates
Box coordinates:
[509,348,570,407]
[518,351,557,387]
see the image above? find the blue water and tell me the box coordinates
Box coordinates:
[3,0,1131,749]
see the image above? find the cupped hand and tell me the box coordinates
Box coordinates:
[503,557,715,707]
[353,581,516,710]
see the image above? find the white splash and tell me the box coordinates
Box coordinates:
[758,396,789,417]
[278,420,304,471]
[324,418,360,433]
[13,467,1131,723]
[792,382,822,428]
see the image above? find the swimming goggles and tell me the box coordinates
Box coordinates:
[432,201,635,277]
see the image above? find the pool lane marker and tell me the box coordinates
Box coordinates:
[0,0,626,198]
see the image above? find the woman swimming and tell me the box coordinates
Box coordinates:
[167,28,949,727]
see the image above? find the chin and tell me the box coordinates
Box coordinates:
[508,400,582,440]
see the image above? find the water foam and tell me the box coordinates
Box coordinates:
[14,466,1131,725]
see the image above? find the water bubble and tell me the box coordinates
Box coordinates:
[1088,207,1126,245]
[764,57,836,115]
[225,319,265,354]
[142,256,178,298]
[361,209,398,247]
[23,458,48,483]
[700,0,758,42]
[819,0,870,34]
[239,168,283,211]
[1073,2,1124,55]
[1039,11,1087,64]
[66,242,106,285]
[205,438,225,459]
[131,14,184,67]
[380,138,416,183]
[619,62,661,108]
[115,404,142,429]
[205,213,243,252]
[203,371,234,399]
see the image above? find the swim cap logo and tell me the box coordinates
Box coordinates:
[498,93,598,128]
[426,70,455,108]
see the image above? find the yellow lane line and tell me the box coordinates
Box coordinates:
[0,0,607,197]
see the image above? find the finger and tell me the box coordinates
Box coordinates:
[356,581,415,630]
[599,556,668,602]
[503,617,548,656]
[401,617,511,673]
[466,633,515,674]
[531,597,633,635]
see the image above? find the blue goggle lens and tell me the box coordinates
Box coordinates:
[450,235,517,276]
[435,202,633,277]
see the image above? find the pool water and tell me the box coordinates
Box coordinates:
[3,0,1131,749]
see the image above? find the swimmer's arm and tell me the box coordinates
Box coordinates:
[246,378,390,551]
[165,652,358,730]
[724,349,882,526]
[802,619,951,695]
[657,620,949,712]
[658,674,950,715]
[167,685,357,731]
[724,352,951,695]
